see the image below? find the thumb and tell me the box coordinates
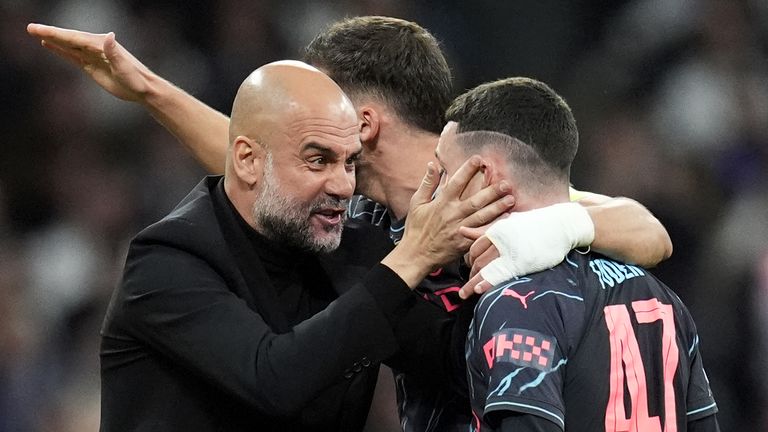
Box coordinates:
[103,32,118,61]
[410,161,440,207]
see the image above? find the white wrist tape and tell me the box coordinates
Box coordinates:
[479,202,595,285]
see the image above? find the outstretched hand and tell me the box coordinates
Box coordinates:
[27,23,156,102]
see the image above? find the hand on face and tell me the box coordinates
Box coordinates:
[382,156,514,288]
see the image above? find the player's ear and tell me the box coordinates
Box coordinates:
[231,136,265,188]
[358,105,380,148]
[481,161,496,187]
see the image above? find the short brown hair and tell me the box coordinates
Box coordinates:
[446,77,578,178]
[304,16,452,134]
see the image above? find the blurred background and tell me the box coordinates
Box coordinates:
[1,0,766,430]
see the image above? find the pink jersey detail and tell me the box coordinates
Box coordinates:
[633,299,678,432]
[496,333,519,361]
[502,289,535,309]
[484,338,495,369]
[473,410,482,432]
[604,304,659,431]
[433,286,462,312]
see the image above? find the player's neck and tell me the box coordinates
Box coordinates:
[510,188,571,213]
[378,130,438,221]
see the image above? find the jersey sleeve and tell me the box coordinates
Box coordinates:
[468,272,586,430]
[686,336,719,422]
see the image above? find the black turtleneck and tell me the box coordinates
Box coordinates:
[224,185,337,327]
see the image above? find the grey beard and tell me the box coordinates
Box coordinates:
[255,194,346,253]
[252,157,346,253]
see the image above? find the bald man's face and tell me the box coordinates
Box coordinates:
[251,105,361,252]
[228,61,361,252]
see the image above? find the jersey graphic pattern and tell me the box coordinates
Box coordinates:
[466,252,718,432]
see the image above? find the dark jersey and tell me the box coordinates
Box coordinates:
[466,251,718,431]
[348,196,472,431]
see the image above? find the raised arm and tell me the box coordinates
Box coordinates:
[26,23,229,173]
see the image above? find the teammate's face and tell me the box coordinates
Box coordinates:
[434,121,484,199]
[252,105,361,252]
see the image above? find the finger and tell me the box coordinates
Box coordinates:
[461,179,513,214]
[469,244,500,278]
[27,23,58,38]
[103,32,119,61]
[467,236,494,271]
[466,235,492,266]
[459,273,493,299]
[461,193,514,228]
[473,278,494,296]
[463,251,472,267]
[41,40,88,67]
[28,23,101,41]
[103,32,137,72]
[458,224,487,241]
[409,162,440,207]
[440,155,483,199]
[459,273,482,299]
[28,23,105,53]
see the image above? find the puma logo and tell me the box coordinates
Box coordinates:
[502,289,535,309]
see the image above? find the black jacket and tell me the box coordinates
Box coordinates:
[99,176,456,431]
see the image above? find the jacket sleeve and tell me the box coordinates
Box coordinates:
[113,240,436,417]
[382,292,475,393]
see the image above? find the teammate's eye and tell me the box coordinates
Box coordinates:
[345,153,360,165]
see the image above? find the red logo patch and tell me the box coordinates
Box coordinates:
[484,328,557,371]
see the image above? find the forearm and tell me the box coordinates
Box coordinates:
[141,73,229,174]
[380,241,435,288]
[580,194,672,267]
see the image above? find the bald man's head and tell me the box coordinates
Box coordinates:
[228,60,357,148]
[225,60,361,253]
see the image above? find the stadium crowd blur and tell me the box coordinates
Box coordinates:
[1,0,766,430]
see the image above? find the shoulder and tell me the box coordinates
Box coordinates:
[122,177,233,293]
[477,256,586,316]
[347,195,391,227]
[472,257,591,352]
[133,176,225,251]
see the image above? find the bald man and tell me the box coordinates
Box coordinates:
[100,61,510,431]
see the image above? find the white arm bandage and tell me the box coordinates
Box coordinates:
[479,202,595,285]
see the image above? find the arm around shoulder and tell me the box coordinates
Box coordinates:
[576,191,673,267]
